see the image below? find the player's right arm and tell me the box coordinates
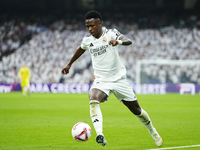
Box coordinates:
[61,46,85,75]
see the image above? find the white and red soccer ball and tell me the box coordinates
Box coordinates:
[72,122,92,142]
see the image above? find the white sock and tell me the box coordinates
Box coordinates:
[136,108,154,133]
[90,100,103,135]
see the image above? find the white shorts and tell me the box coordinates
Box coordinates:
[90,78,137,102]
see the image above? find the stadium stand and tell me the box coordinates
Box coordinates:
[0,12,200,84]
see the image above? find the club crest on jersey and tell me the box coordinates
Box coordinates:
[102,37,107,43]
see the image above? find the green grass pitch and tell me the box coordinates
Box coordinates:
[0,92,200,150]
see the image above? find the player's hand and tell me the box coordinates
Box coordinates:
[61,65,71,75]
[109,40,119,46]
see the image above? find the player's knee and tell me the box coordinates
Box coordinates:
[89,94,97,101]
[122,100,142,115]
[89,89,107,102]
[89,93,98,101]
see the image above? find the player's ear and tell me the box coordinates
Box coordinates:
[98,21,102,26]
[95,18,101,25]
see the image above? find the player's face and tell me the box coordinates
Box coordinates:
[85,18,102,38]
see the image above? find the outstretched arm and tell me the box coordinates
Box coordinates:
[61,46,85,75]
[109,35,132,46]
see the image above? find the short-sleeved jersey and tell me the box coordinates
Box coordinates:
[19,67,31,82]
[81,27,126,82]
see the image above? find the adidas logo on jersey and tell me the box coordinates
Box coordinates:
[89,43,94,47]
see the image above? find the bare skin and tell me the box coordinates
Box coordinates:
[89,88,141,115]
[61,18,142,116]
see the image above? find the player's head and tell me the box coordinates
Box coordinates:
[85,10,103,38]
[85,10,102,22]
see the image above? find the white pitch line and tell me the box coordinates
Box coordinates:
[147,144,200,150]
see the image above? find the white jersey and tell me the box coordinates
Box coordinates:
[81,27,126,82]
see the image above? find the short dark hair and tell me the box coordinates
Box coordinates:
[85,10,102,21]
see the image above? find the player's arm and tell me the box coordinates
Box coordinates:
[61,46,85,75]
[109,35,132,46]
[118,35,132,45]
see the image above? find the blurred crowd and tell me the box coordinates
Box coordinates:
[0,12,200,84]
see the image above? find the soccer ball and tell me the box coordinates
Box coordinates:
[72,122,92,142]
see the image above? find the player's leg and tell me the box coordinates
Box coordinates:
[89,88,108,146]
[112,79,162,147]
[21,82,26,96]
[122,100,154,130]
[122,100,163,147]
[26,83,30,95]
[22,86,26,96]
